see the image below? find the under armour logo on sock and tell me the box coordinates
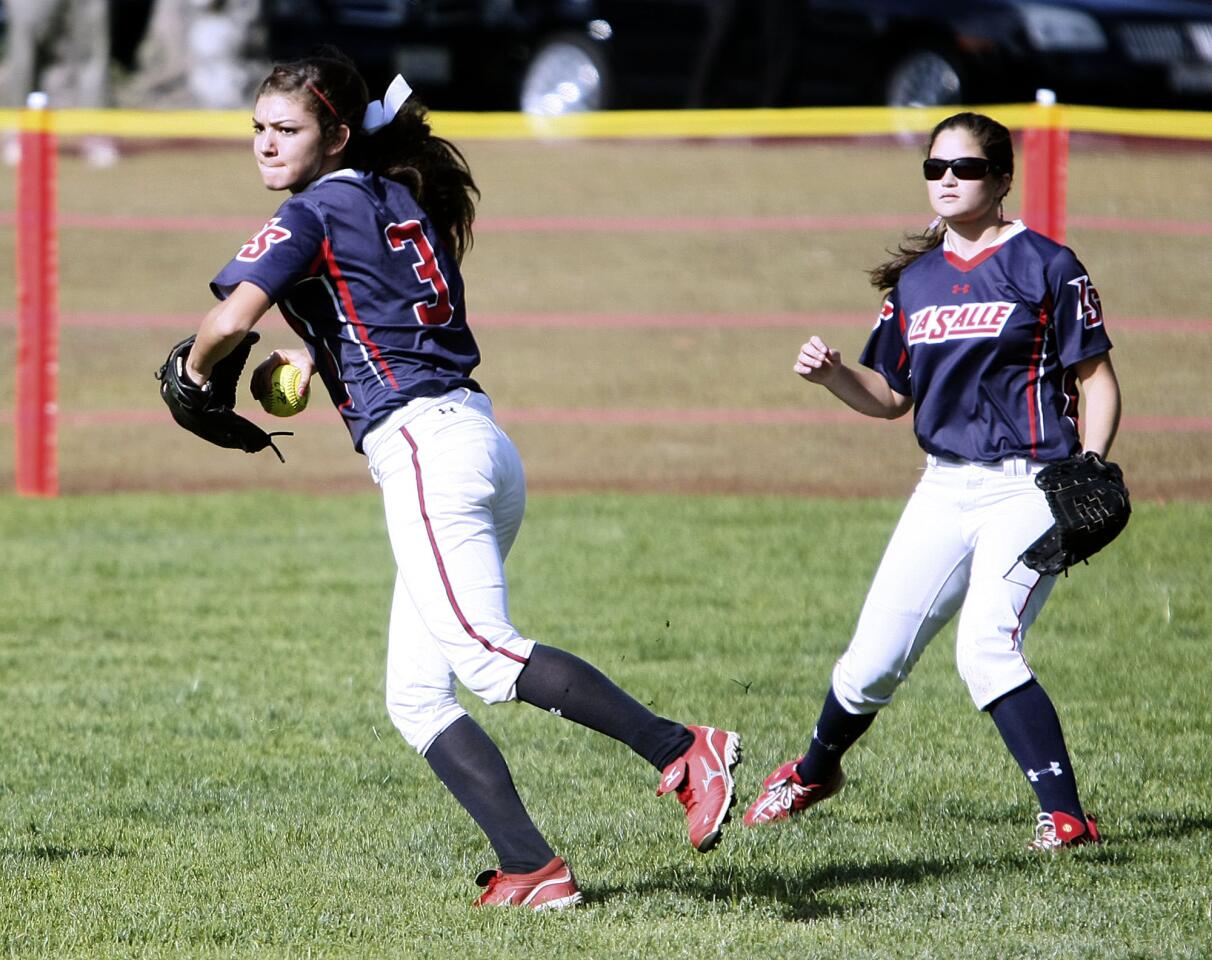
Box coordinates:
[1027,761,1063,782]
[548,707,563,718]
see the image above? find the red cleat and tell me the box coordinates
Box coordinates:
[657,725,742,853]
[743,759,845,827]
[1027,811,1101,851]
[472,856,583,910]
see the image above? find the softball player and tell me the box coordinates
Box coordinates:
[744,112,1120,851]
[181,49,741,909]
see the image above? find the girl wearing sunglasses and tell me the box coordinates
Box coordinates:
[744,112,1121,852]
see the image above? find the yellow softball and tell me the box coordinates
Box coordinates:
[259,363,309,417]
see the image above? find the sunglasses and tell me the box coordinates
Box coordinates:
[922,157,998,181]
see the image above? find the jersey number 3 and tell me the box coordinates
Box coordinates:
[385,220,454,325]
[237,218,292,262]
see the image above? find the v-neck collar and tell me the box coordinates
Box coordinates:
[943,220,1027,272]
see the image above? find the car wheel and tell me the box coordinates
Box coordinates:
[519,34,610,115]
[885,50,963,107]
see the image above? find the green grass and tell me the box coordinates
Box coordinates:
[1,492,1210,958]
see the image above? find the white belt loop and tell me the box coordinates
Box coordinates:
[1001,457,1042,477]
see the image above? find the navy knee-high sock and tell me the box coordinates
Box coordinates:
[987,679,1085,819]
[795,687,877,785]
[424,715,555,874]
[515,644,694,771]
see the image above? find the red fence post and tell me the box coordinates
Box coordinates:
[1021,88,1070,244]
[15,91,59,498]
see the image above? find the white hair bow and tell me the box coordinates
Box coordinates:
[362,75,413,134]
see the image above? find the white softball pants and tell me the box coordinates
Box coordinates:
[832,456,1058,713]
[363,389,535,756]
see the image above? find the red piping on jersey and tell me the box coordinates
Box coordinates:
[321,238,400,390]
[1025,298,1051,458]
[896,307,909,374]
[398,424,529,666]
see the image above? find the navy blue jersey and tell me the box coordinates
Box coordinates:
[859,222,1112,463]
[212,169,481,452]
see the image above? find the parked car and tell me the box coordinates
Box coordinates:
[263,0,1212,113]
[7,0,1211,112]
[262,0,587,111]
[772,0,1212,110]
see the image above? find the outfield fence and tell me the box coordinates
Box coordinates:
[3,101,1211,498]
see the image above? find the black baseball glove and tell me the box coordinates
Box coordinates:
[156,332,291,461]
[1020,451,1131,576]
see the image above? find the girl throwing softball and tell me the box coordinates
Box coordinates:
[178,49,741,909]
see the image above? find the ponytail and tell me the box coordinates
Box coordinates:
[352,104,479,263]
[868,220,945,291]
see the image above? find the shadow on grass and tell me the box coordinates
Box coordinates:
[3,843,124,862]
[589,815,1154,918]
[1124,810,1212,842]
[591,856,969,921]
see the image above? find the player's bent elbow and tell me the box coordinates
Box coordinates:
[198,305,257,349]
[880,396,913,420]
[210,305,259,341]
[205,283,272,340]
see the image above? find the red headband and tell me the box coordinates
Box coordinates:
[305,81,339,121]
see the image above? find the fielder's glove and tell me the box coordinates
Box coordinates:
[1019,451,1131,576]
[156,331,290,461]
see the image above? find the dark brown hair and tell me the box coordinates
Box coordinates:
[868,112,1014,291]
[257,48,479,262]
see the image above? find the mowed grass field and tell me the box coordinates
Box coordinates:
[0,126,1210,956]
[2,492,1211,958]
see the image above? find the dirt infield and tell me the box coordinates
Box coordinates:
[0,136,1209,499]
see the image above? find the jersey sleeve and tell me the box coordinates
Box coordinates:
[1046,246,1113,368]
[858,288,911,396]
[210,197,326,302]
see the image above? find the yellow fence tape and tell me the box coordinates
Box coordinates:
[0,103,1209,142]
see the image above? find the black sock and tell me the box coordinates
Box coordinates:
[515,644,694,771]
[424,715,555,874]
[795,687,877,784]
[987,679,1084,819]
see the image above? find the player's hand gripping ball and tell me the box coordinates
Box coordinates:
[259,363,309,417]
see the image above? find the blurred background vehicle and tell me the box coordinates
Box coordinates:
[3,0,1212,112]
[262,0,1212,113]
